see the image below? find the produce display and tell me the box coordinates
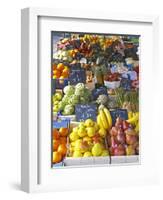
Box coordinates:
[51,32,140,167]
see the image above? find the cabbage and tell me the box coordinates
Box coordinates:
[75,83,85,91]
[63,85,75,96]
[68,94,80,105]
[63,105,74,115]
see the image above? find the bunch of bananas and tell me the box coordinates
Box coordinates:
[97,105,112,130]
[127,112,139,133]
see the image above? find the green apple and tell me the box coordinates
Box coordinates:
[98,128,107,138]
[74,139,82,151]
[53,105,59,112]
[92,143,103,156]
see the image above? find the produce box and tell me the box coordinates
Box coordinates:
[110,155,139,165]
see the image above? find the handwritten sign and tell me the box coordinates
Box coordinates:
[75,104,97,122]
[110,109,128,125]
[52,78,69,91]
[69,69,86,85]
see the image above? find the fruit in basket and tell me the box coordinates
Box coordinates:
[125,145,136,155]
[77,126,87,137]
[113,144,126,156]
[85,119,94,127]
[53,129,60,140]
[92,134,103,144]
[58,144,67,156]
[69,132,79,142]
[53,151,62,163]
[57,63,65,71]
[59,127,68,137]
[110,127,118,137]
[80,141,90,153]
[74,139,82,150]
[73,150,82,158]
[97,106,112,130]
[54,92,63,101]
[98,128,107,138]
[83,151,92,157]
[60,137,67,145]
[92,143,103,156]
[116,132,126,144]
[86,127,96,137]
[125,132,138,145]
[101,149,109,156]
[53,139,60,151]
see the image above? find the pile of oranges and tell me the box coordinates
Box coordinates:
[52,63,70,79]
[52,127,68,164]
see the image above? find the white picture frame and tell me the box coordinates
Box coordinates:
[21,7,159,193]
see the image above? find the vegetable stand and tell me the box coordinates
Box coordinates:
[51,32,139,168]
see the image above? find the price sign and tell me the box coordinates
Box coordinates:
[69,69,86,85]
[91,87,108,100]
[110,109,128,125]
[75,104,97,122]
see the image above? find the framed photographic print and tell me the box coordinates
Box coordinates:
[21,8,159,193]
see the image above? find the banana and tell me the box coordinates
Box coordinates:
[103,107,112,129]
[127,113,139,125]
[97,114,105,129]
[128,112,133,119]
[135,122,139,134]
[99,109,109,129]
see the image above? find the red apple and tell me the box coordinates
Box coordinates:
[110,127,118,136]
[113,144,126,156]
[126,134,138,145]
[122,121,130,131]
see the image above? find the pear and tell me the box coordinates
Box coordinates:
[83,151,92,157]
[92,143,103,156]
[69,132,79,142]
[73,150,82,158]
[101,149,109,156]
[85,119,94,127]
[77,126,87,137]
[98,128,107,138]
[86,127,96,137]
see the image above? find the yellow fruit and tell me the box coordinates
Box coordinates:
[128,112,133,119]
[103,107,112,128]
[69,132,79,142]
[94,122,99,132]
[86,127,96,137]
[99,109,109,129]
[98,128,107,138]
[92,143,103,156]
[77,127,87,137]
[127,113,139,125]
[83,151,92,157]
[97,115,105,129]
[101,149,109,156]
[73,150,82,158]
[72,127,79,133]
[84,119,94,127]
[74,139,82,151]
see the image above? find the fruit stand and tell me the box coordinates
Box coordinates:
[51,32,139,168]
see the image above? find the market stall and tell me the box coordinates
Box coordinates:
[51,32,139,168]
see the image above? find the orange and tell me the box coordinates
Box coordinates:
[53,70,61,78]
[60,137,67,144]
[57,63,64,71]
[52,63,57,70]
[53,129,60,140]
[58,144,67,156]
[59,127,68,137]
[53,139,60,151]
[62,68,69,78]
[53,151,62,163]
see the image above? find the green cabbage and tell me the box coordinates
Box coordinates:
[63,85,75,96]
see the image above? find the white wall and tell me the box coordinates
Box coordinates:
[0,0,162,199]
